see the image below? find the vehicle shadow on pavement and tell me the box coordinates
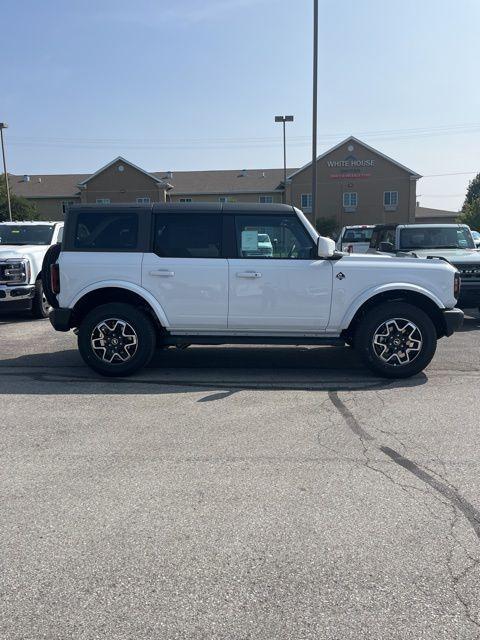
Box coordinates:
[457,313,480,332]
[0,345,428,395]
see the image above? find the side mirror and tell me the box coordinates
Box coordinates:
[378,241,394,253]
[317,236,336,258]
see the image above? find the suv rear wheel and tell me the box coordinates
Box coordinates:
[354,301,437,378]
[78,303,156,377]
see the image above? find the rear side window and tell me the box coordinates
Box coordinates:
[153,213,222,258]
[74,212,138,250]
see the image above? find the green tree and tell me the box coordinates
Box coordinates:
[463,173,480,209]
[315,216,339,239]
[0,176,38,222]
[458,196,480,231]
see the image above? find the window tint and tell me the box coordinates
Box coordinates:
[154,213,222,258]
[74,212,138,250]
[235,214,314,259]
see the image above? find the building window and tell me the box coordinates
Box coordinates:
[384,191,398,209]
[301,193,312,211]
[218,196,228,203]
[136,197,150,204]
[343,192,358,208]
[95,198,111,204]
[61,201,75,215]
[259,195,273,204]
[179,198,192,203]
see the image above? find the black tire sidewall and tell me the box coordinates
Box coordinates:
[31,280,50,319]
[78,303,156,377]
[355,302,437,378]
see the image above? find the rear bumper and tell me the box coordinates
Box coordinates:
[442,308,464,336]
[49,307,72,332]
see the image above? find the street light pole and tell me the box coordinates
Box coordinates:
[311,0,318,227]
[0,123,12,222]
[275,115,294,203]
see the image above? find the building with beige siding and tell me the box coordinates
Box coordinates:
[9,136,454,226]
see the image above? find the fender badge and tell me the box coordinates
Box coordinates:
[336,272,346,280]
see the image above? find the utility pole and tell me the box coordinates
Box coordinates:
[274,115,294,203]
[0,123,12,222]
[311,0,318,227]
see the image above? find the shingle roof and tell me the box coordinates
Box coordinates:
[152,168,296,195]
[10,167,296,198]
[10,173,88,198]
[415,206,459,218]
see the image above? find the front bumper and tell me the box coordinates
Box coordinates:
[0,285,35,310]
[457,282,480,309]
[49,307,73,332]
[442,308,464,336]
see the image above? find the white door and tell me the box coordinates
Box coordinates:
[142,211,228,330]
[228,213,333,332]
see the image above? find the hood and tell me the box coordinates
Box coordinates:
[0,245,47,261]
[411,248,480,264]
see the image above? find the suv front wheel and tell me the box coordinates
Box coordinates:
[354,301,437,378]
[78,303,156,377]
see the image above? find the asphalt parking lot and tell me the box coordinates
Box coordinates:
[1,312,480,640]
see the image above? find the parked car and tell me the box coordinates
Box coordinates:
[0,221,64,317]
[369,223,480,310]
[242,232,273,257]
[337,225,375,253]
[45,203,462,379]
[470,229,480,248]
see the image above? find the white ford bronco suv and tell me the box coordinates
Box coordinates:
[0,220,64,317]
[45,203,463,378]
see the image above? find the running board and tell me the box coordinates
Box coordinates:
[163,335,345,346]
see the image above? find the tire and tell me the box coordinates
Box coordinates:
[77,303,156,377]
[354,302,437,378]
[31,280,51,319]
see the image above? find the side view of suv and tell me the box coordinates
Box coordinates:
[369,223,480,310]
[0,220,64,317]
[45,203,463,378]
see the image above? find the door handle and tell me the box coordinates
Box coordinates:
[236,271,262,278]
[150,269,175,277]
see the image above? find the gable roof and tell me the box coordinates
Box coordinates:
[77,156,167,186]
[287,136,421,180]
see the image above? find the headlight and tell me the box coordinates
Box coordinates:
[0,259,31,285]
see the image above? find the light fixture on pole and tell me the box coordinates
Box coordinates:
[274,115,294,203]
[312,0,318,226]
[0,123,12,222]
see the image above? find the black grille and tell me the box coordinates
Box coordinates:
[455,264,480,282]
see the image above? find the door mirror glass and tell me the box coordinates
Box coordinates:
[317,236,336,258]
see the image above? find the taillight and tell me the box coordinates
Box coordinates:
[51,263,60,294]
[454,272,460,299]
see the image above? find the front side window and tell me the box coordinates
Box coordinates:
[0,224,55,246]
[384,191,398,207]
[301,193,312,211]
[154,213,222,258]
[259,195,273,204]
[136,197,151,204]
[343,192,358,207]
[234,214,314,259]
[95,198,111,204]
[74,212,138,250]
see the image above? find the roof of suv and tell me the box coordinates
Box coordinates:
[68,202,296,215]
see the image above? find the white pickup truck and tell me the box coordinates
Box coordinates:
[0,221,64,317]
[46,203,463,379]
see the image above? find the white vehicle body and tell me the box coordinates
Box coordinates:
[49,203,463,378]
[0,221,63,314]
[337,225,375,254]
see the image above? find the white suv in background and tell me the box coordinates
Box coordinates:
[0,221,64,317]
[337,225,375,253]
[45,203,463,379]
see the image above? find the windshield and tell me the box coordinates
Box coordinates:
[399,227,475,250]
[342,228,374,243]
[0,224,55,246]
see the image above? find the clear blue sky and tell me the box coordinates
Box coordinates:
[2,0,479,210]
